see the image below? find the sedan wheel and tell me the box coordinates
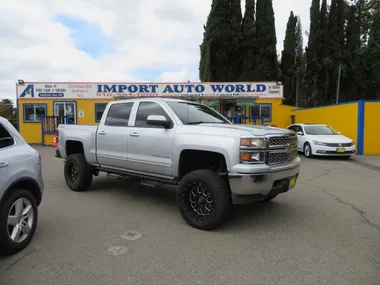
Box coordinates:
[304,143,313,158]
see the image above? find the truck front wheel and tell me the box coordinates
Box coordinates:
[64,154,93,192]
[177,170,231,230]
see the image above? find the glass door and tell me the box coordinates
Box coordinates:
[53,102,77,123]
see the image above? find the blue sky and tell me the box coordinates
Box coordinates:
[54,15,117,58]
[0,0,311,100]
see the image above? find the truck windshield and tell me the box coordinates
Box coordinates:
[166,101,231,125]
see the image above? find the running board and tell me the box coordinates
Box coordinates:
[140,180,164,188]
[106,173,126,180]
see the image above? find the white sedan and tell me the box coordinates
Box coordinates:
[286,123,356,158]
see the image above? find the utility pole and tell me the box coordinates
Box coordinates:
[336,63,342,104]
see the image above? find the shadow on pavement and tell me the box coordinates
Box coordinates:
[83,176,298,232]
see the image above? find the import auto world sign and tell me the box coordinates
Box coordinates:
[17,82,283,99]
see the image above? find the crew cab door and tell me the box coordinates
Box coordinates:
[127,101,175,177]
[96,102,134,169]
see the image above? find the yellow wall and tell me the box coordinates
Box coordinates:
[290,102,358,146]
[364,102,380,155]
[244,98,293,128]
[18,99,112,144]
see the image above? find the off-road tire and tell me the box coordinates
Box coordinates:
[177,170,231,230]
[64,153,93,192]
[0,189,38,256]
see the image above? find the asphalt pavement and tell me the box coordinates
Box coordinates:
[1,146,379,285]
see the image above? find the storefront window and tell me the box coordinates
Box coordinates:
[23,104,47,122]
[249,104,271,121]
[95,103,107,122]
[53,102,77,123]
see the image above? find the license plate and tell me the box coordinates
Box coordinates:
[289,176,297,189]
[337,148,345,153]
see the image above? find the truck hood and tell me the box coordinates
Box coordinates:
[198,123,294,136]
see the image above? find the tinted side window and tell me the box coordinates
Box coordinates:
[0,123,15,149]
[105,103,133,127]
[135,102,170,128]
[287,125,297,132]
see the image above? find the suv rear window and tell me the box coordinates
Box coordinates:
[0,123,15,149]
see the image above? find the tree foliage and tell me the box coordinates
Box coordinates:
[199,0,380,106]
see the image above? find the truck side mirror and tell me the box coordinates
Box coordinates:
[147,115,171,128]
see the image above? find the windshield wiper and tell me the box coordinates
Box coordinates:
[187,121,225,125]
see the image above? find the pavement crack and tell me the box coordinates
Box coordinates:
[303,169,332,183]
[304,182,380,232]
[1,248,37,273]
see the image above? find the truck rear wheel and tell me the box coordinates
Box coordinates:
[64,154,93,192]
[177,170,231,230]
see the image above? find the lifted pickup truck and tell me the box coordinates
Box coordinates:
[55,98,300,230]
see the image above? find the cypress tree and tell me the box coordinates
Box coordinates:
[254,0,279,81]
[367,10,380,99]
[295,16,304,67]
[327,0,346,104]
[342,4,362,101]
[305,0,321,106]
[240,0,256,81]
[229,0,243,81]
[199,0,237,82]
[295,17,306,106]
[319,0,330,104]
[281,11,298,105]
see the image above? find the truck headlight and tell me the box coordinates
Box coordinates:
[240,138,265,148]
[240,152,265,164]
[313,141,327,146]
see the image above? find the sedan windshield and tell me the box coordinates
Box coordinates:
[304,125,338,135]
[166,101,231,125]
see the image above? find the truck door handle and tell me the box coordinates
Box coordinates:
[99,131,107,135]
[0,162,9,168]
[129,132,139,137]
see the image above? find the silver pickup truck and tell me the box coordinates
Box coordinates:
[55,98,300,230]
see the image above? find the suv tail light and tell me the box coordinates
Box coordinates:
[38,153,42,166]
[56,129,59,143]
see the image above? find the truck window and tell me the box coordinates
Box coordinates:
[166,101,230,125]
[0,123,15,149]
[135,102,171,128]
[105,103,133,127]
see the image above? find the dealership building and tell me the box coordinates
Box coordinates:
[15,81,380,155]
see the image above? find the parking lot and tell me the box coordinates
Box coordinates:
[1,145,380,285]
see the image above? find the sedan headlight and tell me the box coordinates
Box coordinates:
[240,138,266,148]
[313,140,327,146]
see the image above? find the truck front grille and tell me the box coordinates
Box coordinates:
[267,150,297,165]
[266,134,298,165]
[268,136,291,147]
[268,152,290,165]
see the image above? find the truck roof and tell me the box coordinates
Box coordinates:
[114,97,195,104]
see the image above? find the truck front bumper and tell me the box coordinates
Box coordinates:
[228,157,301,204]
